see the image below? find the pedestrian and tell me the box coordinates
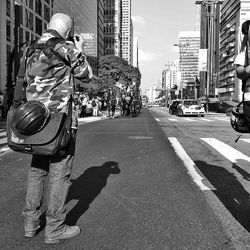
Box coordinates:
[234,20,250,128]
[92,96,99,117]
[107,88,117,119]
[22,13,92,244]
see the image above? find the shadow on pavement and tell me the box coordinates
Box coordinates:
[65,161,121,225]
[195,160,250,232]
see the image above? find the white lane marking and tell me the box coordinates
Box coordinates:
[201,118,212,122]
[240,139,250,144]
[201,138,250,163]
[0,147,9,153]
[214,117,229,121]
[168,118,178,122]
[183,118,195,122]
[154,118,160,122]
[0,131,6,137]
[0,138,7,144]
[168,137,210,191]
[129,136,154,140]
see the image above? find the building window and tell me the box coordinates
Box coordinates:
[26,31,30,43]
[44,4,50,22]
[6,44,12,67]
[6,20,11,42]
[6,0,11,17]
[19,27,23,45]
[35,0,42,16]
[35,17,42,35]
[29,0,33,10]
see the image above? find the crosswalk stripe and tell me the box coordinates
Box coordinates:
[183,118,195,121]
[0,138,7,144]
[168,137,210,191]
[0,131,6,137]
[201,138,250,163]
[0,147,9,153]
[213,117,229,121]
[168,118,178,122]
[240,138,250,144]
[201,118,212,122]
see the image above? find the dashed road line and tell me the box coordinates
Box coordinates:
[201,118,212,122]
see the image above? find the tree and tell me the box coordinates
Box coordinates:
[98,55,141,90]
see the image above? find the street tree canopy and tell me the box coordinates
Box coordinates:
[98,55,141,89]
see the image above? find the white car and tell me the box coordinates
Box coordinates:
[177,99,205,117]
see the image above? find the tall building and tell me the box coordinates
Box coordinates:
[97,0,105,64]
[0,0,103,93]
[121,0,132,64]
[197,2,221,98]
[103,0,121,57]
[0,0,54,96]
[219,0,250,102]
[53,0,99,75]
[162,62,178,100]
[178,31,200,97]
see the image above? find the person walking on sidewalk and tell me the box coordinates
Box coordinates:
[91,96,99,117]
[22,13,92,244]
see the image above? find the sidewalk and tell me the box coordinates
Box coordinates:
[0,109,121,130]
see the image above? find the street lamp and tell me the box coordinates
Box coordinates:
[195,0,223,112]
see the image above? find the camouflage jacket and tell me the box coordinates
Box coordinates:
[25,29,92,115]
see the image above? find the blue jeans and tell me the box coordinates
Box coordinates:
[22,131,76,237]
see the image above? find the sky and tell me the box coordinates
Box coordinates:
[131,0,199,92]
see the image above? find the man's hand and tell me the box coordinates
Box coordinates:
[74,35,85,51]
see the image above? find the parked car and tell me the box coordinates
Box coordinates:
[177,99,205,117]
[169,100,182,115]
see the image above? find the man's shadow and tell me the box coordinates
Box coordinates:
[196,160,250,232]
[64,161,120,225]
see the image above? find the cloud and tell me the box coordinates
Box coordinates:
[139,49,158,62]
[131,15,146,25]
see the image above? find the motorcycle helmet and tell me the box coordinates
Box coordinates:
[13,101,50,136]
[230,105,249,133]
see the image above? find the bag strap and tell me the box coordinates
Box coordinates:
[13,53,27,108]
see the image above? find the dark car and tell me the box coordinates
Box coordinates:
[169,100,182,115]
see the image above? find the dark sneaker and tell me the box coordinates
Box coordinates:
[44,225,80,244]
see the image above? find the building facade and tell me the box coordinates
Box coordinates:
[120,0,132,64]
[198,2,221,99]
[219,0,250,102]
[103,0,121,57]
[0,0,54,100]
[178,31,200,96]
[162,62,178,101]
[0,0,103,94]
[53,0,100,75]
[97,0,105,65]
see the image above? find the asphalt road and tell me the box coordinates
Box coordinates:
[0,108,249,249]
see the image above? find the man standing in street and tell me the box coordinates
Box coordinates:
[22,13,92,244]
